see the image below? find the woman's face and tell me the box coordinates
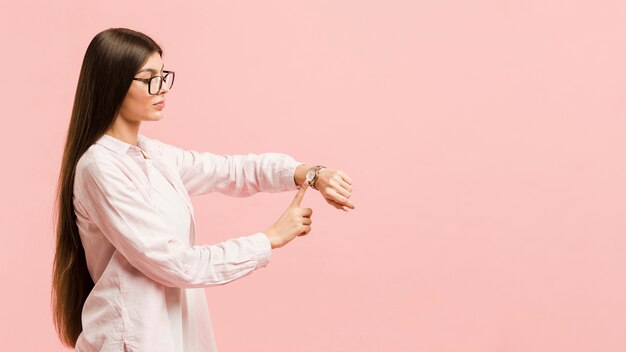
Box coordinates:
[116,52,169,123]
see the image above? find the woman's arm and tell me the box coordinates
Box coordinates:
[156,140,303,197]
[74,159,273,288]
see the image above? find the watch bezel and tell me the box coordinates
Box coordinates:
[305,168,316,184]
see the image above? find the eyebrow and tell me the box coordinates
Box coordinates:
[137,64,165,74]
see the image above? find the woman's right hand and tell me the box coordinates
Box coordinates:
[263,183,313,249]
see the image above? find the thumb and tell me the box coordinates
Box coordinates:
[290,183,309,207]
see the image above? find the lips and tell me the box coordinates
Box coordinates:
[153,100,165,105]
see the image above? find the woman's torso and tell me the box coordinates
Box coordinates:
[73,135,217,352]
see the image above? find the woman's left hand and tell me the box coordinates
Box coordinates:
[314,168,355,212]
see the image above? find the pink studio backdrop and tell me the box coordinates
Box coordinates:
[1,1,626,351]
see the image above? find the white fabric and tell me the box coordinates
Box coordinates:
[72,133,303,351]
[148,157,190,351]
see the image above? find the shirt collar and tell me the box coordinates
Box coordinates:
[95,133,152,156]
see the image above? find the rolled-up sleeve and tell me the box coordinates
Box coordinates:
[156,141,304,196]
[74,159,272,288]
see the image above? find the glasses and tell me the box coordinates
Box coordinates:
[132,70,175,95]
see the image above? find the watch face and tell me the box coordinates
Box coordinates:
[306,168,316,182]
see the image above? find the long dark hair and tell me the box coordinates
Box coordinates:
[51,28,162,347]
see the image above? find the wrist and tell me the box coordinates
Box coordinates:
[306,165,326,190]
[263,228,280,249]
[294,164,308,188]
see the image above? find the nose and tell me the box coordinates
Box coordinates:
[159,82,170,95]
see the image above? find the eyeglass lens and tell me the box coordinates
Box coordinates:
[148,72,174,95]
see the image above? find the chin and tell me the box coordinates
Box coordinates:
[150,112,165,120]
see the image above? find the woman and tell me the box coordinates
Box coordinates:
[52,27,355,352]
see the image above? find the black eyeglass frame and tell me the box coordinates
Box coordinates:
[132,70,175,95]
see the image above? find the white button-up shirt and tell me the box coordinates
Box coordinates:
[72,133,302,351]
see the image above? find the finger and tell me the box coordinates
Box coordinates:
[338,178,352,193]
[302,217,312,225]
[326,198,349,212]
[300,208,313,218]
[326,189,355,209]
[290,183,308,207]
[298,225,312,236]
[332,182,352,199]
[325,197,342,209]
[337,170,353,185]
[326,198,341,209]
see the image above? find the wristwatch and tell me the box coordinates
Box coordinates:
[305,165,326,190]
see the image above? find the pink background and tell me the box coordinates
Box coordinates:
[1,1,626,351]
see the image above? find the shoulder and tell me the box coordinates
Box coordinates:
[75,144,135,192]
[74,146,150,208]
[139,134,179,158]
[138,134,188,166]
[76,146,111,176]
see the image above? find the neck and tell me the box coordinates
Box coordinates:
[106,117,141,146]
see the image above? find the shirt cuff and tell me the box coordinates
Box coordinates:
[281,161,305,191]
[248,232,272,268]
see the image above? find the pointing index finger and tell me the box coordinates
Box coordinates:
[291,183,309,207]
